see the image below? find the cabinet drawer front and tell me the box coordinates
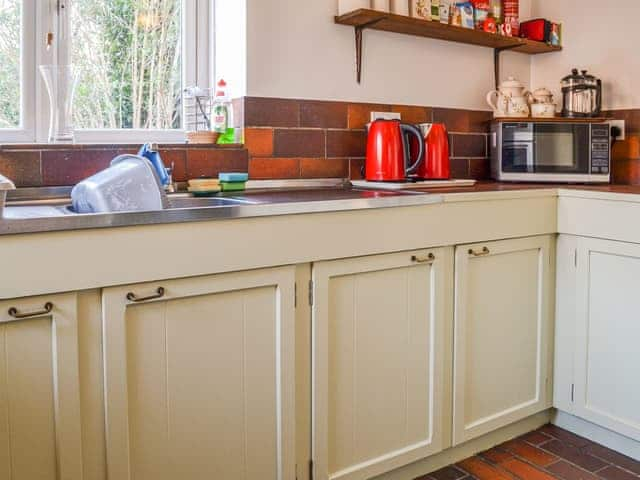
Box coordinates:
[453,236,554,445]
[574,238,640,440]
[313,248,453,480]
[102,267,296,480]
[0,293,83,480]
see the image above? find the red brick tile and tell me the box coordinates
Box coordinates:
[584,444,640,476]
[300,158,349,178]
[244,128,274,157]
[468,110,493,133]
[433,108,470,132]
[347,103,391,129]
[469,158,490,180]
[539,426,594,449]
[519,431,553,446]
[546,461,601,480]
[481,448,514,464]
[273,129,326,158]
[300,101,348,128]
[392,105,432,124]
[0,151,42,187]
[612,136,640,161]
[501,458,557,480]
[326,130,366,158]
[249,157,300,179]
[159,149,187,182]
[42,150,114,186]
[598,466,639,480]
[244,97,300,128]
[428,465,468,480]
[451,134,487,158]
[450,158,469,179]
[349,158,365,180]
[186,149,248,179]
[458,457,514,480]
[541,440,607,472]
[500,440,558,467]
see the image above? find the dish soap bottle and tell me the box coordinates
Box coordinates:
[212,79,235,144]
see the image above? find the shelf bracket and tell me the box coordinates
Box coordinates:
[355,17,387,84]
[494,45,520,88]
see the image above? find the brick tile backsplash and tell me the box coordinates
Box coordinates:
[0,151,42,187]
[300,101,348,129]
[273,129,326,158]
[0,97,501,187]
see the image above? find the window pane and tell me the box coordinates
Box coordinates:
[71,0,182,130]
[0,0,21,128]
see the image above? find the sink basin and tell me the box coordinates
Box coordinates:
[166,196,260,209]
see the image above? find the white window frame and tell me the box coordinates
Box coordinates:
[0,0,214,144]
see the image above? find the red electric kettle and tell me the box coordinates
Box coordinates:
[410,123,451,180]
[365,120,425,182]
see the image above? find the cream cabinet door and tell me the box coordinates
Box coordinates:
[453,236,554,445]
[102,267,296,480]
[312,248,453,480]
[0,293,83,480]
[571,237,640,441]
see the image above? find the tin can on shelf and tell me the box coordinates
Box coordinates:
[503,0,519,36]
[411,0,431,19]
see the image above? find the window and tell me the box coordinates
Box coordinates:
[0,0,213,143]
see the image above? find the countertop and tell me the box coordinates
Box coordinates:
[3,181,640,236]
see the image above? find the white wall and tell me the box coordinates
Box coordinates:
[245,0,532,110]
[531,0,640,110]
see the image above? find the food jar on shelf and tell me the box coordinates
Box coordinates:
[338,0,370,15]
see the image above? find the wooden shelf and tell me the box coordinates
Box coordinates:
[492,117,608,123]
[335,9,562,83]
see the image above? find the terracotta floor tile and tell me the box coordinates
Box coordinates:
[546,460,601,480]
[428,465,468,480]
[501,458,557,480]
[458,457,514,480]
[598,465,640,480]
[501,439,558,466]
[539,425,594,448]
[541,440,607,472]
[480,448,514,465]
[584,444,640,476]
[520,431,553,446]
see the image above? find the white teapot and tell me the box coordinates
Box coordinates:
[527,87,554,105]
[486,77,531,118]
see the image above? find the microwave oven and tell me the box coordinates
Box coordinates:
[490,121,611,183]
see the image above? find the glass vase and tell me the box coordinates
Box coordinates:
[40,65,78,143]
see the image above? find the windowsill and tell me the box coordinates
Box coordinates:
[0,143,245,151]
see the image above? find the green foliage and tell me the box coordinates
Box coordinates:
[72,0,182,129]
[0,0,20,128]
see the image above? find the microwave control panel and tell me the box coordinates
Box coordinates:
[591,124,611,174]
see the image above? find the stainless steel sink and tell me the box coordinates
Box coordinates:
[166,196,261,209]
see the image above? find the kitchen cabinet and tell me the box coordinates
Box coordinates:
[452,236,554,445]
[556,236,640,442]
[0,292,84,480]
[101,266,297,480]
[312,248,453,480]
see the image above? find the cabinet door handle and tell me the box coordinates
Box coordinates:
[7,302,54,320]
[468,247,490,257]
[126,287,166,303]
[411,253,436,263]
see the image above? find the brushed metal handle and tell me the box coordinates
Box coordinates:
[126,287,165,303]
[468,247,490,257]
[411,253,436,263]
[8,302,53,320]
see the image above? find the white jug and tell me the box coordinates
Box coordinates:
[486,77,530,118]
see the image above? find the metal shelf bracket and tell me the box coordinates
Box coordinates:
[355,17,387,84]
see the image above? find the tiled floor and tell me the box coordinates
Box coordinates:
[417,424,640,480]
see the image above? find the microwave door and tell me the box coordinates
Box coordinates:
[533,124,590,173]
[503,142,534,173]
